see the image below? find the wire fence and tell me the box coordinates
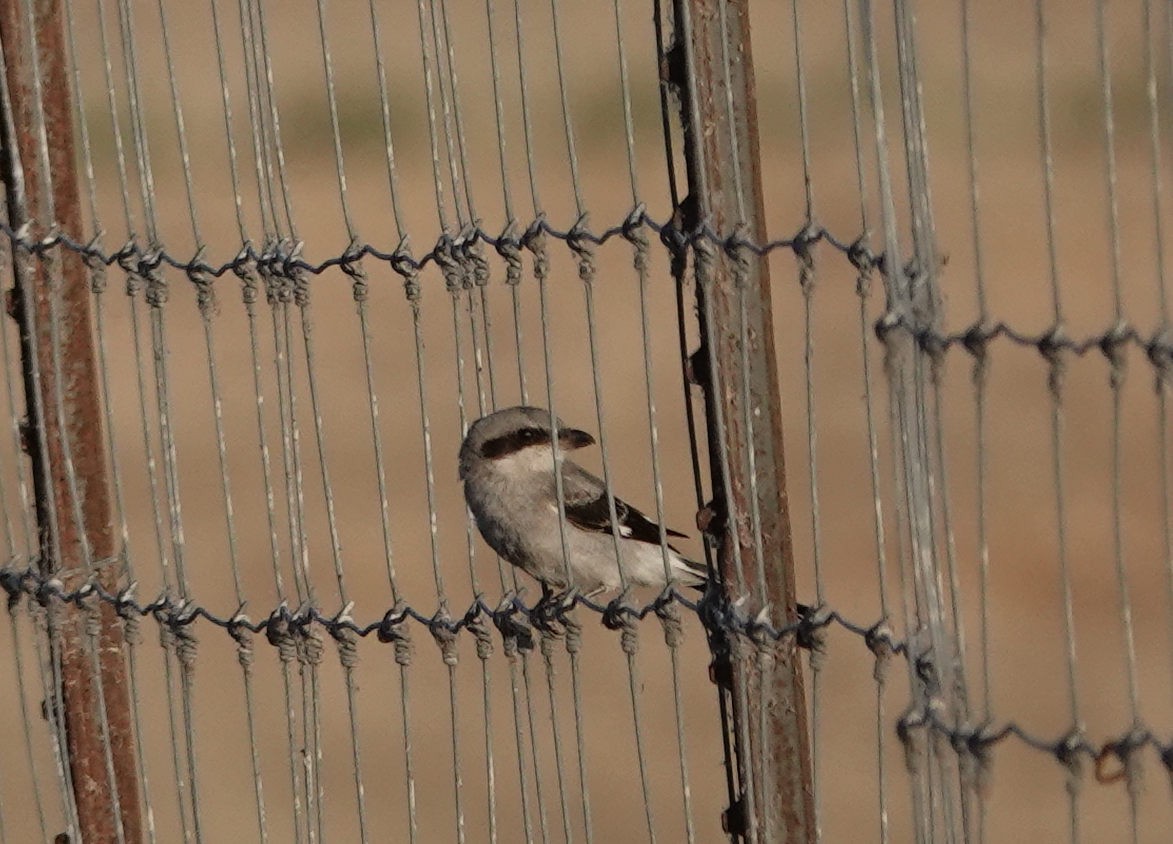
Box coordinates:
[0,0,1171,842]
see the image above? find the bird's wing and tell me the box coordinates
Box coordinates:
[559,462,688,544]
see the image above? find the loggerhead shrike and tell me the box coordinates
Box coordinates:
[459,406,707,596]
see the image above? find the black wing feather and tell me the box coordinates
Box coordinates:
[563,493,688,545]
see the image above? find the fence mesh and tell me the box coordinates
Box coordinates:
[0,0,1171,842]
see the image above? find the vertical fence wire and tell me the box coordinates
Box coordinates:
[120,0,212,825]
[1144,0,1173,746]
[231,1,311,838]
[672,6,761,841]
[0,162,43,844]
[785,1,826,836]
[610,1,696,840]
[1093,5,1144,840]
[0,128,51,844]
[957,0,994,840]
[1032,3,1086,840]
[840,3,896,842]
[511,8,560,843]
[547,0,662,830]
[410,4,472,841]
[360,2,422,839]
[425,4,506,835]
[858,2,938,839]
[203,2,272,840]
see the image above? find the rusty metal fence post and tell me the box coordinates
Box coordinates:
[663,1,816,842]
[0,0,142,841]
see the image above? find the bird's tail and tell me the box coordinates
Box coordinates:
[677,556,709,591]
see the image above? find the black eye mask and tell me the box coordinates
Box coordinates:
[480,427,552,459]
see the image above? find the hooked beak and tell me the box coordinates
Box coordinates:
[557,427,595,450]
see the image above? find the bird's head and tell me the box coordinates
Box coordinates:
[459,405,595,479]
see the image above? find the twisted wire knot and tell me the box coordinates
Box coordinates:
[622,205,650,273]
[388,238,422,302]
[259,240,297,305]
[495,221,524,287]
[472,251,490,288]
[848,236,876,279]
[116,240,141,287]
[795,603,830,661]
[377,602,415,667]
[0,566,26,612]
[1147,326,1173,387]
[291,266,311,309]
[434,234,463,295]
[341,239,369,303]
[79,584,103,639]
[539,624,561,666]
[174,620,199,672]
[266,606,298,664]
[1055,729,1086,799]
[691,230,719,286]
[522,219,549,282]
[1038,324,1069,396]
[567,214,597,283]
[493,593,534,657]
[429,605,459,666]
[233,251,261,306]
[659,217,688,281]
[330,604,359,669]
[563,613,582,656]
[188,260,218,319]
[619,617,638,656]
[955,724,994,800]
[603,595,639,656]
[963,321,996,378]
[334,625,359,670]
[1100,320,1131,389]
[158,611,176,653]
[865,619,895,684]
[466,608,494,661]
[725,225,756,291]
[462,233,491,288]
[116,585,142,646]
[141,254,169,308]
[654,597,684,650]
[228,611,254,671]
[301,624,324,668]
[897,708,929,778]
[258,261,283,307]
[792,221,820,275]
[84,238,109,294]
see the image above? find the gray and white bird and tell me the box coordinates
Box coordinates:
[459,406,707,596]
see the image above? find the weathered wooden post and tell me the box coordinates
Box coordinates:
[664,1,816,841]
[0,0,142,839]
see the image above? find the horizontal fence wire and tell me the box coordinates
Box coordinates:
[2,218,1171,369]
[1,560,1169,782]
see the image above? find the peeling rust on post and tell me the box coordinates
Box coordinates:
[0,1,142,841]
[667,1,815,841]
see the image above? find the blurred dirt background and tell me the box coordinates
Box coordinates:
[2,0,1172,841]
